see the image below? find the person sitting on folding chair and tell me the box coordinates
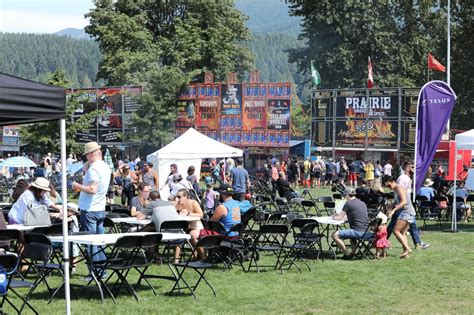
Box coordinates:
[209,184,241,237]
[331,187,371,260]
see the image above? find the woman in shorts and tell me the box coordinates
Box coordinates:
[384,176,415,259]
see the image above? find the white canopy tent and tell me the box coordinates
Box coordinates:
[147,128,243,200]
[452,129,474,231]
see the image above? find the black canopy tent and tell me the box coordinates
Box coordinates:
[0,72,71,314]
[0,72,65,124]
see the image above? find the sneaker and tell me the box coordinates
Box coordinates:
[416,243,430,250]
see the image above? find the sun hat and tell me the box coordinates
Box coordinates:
[31,177,51,192]
[423,178,434,187]
[67,202,80,214]
[376,212,388,224]
[83,141,101,155]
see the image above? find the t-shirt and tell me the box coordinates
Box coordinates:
[397,174,412,192]
[230,166,249,194]
[78,160,111,212]
[383,163,392,176]
[326,162,335,174]
[342,198,368,232]
[151,204,181,232]
[303,160,311,173]
[130,196,146,213]
[143,199,171,215]
[418,186,435,201]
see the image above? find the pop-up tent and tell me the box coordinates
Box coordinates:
[147,128,242,200]
[0,73,70,314]
[452,129,474,231]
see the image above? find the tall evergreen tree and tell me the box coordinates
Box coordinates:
[86,0,254,146]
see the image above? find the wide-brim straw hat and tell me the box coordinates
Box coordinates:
[31,177,51,192]
[424,178,434,187]
[83,141,101,155]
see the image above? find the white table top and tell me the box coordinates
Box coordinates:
[49,232,190,246]
[176,215,201,222]
[6,224,50,231]
[312,216,347,226]
[110,217,152,225]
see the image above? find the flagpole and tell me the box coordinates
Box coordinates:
[446,0,451,133]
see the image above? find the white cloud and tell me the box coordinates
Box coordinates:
[0,9,89,33]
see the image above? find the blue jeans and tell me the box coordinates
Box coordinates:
[387,210,421,245]
[80,210,106,264]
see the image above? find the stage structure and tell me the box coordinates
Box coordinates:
[67,86,143,145]
[311,87,419,160]
[175,72,292,157]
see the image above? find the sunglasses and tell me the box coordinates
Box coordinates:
[176,195,183,199]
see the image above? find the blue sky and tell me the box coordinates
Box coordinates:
[0,0,94,33]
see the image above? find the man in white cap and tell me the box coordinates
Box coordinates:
[72,141,111,269]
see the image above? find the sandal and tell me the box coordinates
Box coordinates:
[400,251,410,259]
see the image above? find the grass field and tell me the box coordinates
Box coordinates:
[5,187,474,314]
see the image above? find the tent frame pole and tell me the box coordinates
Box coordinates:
[60,119,71,314]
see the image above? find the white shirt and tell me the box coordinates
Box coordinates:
[383,163,392,176]
[8,190,53,224]
[78,160,111,212]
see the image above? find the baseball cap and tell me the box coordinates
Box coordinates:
[218,183,234,195]
[343,186,355,196]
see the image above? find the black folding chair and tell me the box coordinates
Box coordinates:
[289,197,304,214]
[353,218,380,260]
[23,233,65,302]
[301,200,319,217]
[170,235,224,299]
[206,221,246,270]
[288,218,324,261]
[160,220,190,263]
[9,243,53,314]
[104,217,120,234]
[101,235,143,302]
[419,200,442,230]
[133,233,163,296]
[246,224,289,273]
[0,229,22,252]
[318,196,334,215]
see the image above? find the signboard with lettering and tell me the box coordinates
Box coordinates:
[267,99,290,130]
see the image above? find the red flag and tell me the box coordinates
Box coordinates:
[367,57,374,88]
[428,53,446,72]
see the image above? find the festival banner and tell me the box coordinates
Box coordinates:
[70,88,98,116]
[335,120,398,149]
[221,84,242,115]
[176,100,195,129]
[242,99,266,130]
[122,86,143,113]
[336,94,399,118]
[268,83,276,97]
[267,99,290,130]
[196,99,219,130]
[414,81,456,193]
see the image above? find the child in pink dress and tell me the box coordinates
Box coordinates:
[375,212,390,259]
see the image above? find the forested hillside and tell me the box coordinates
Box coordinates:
[0,33,101,87]
[0,0,303,91]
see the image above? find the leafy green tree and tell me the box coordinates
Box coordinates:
[287,1,472,131]
[450,3,474,130]
[86,0,254,145]
[287,1,446,88]
[20,69,103,154]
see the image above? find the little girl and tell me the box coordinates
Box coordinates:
[374,212,390,259]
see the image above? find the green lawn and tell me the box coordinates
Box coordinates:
[7,187,473,314]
